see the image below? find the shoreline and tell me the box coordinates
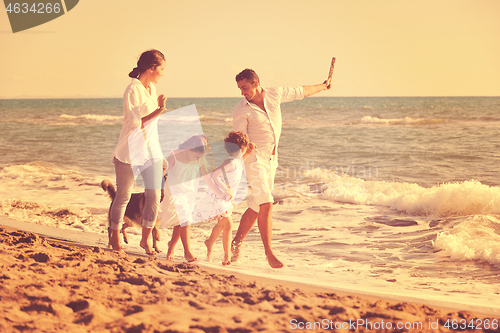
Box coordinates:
[1,216,499,332]
[1,215,499,317]
[196,263,500,318]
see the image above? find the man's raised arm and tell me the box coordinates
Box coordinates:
[303,82,330,97]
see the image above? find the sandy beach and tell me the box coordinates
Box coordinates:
[1,221,498,333]
[2,0,500,331]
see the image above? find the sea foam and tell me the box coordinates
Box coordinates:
[359,116,446,126]
[434,215,500,265]
[303,168,500,217]
[59,114,122,125]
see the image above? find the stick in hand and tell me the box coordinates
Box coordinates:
[326,57,336,89]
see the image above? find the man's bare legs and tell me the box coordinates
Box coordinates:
[167,225,197,262]
[231,208,258,262]
[257,203,284,268]
[231,203,284,268]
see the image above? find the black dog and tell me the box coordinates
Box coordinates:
[101,179,161,253]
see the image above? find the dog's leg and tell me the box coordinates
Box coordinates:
[121,219,135,245]
[108,226,113,249]
[122,228,129,244]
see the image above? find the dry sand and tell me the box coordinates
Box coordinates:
[0,225,498,333]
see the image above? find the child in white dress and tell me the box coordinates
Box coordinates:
[197,131,255,265]
[161,134,230,262]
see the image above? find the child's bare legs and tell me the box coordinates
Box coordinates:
[140,226,156,255]
[205,220,224,262]
[179,225,197,262]
[167,224,197,262]
[167,225,181,260]
[205,216,232,265]
[221,216,233,265]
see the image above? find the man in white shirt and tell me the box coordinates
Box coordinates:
[232,68,331,268]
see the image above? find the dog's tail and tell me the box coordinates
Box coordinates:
[100,179,116,200]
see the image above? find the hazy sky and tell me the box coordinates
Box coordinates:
[1,0,499,98]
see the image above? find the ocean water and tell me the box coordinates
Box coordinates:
[1,96,500,315]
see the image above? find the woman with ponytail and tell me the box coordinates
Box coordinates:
[109,49,167,255]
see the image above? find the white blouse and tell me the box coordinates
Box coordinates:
[112,78,163,166]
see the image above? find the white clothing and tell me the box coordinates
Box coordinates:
[112,78,163,165]
[232,86,304,211]
[232,86,304,155]
[192,155,244,223]
[159,152,203,227]
[109,78,163,230]
[244,153,279,212]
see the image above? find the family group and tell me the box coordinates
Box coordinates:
[109,49,330,268]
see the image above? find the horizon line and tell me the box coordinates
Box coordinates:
[1,95,499,100]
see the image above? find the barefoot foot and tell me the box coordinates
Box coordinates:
[166,240,174,260]
[110,231,126,255]
[205,239,213,262]
[140,240,156,255]
[112,246,126,255]
[184,250,197,263]
[230,239,241,262]
[266,251,284,269]
[111,244,126,255]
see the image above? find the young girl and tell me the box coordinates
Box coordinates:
[109,49,167,255]
[195,131,255,265]
[161,134,230,262]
